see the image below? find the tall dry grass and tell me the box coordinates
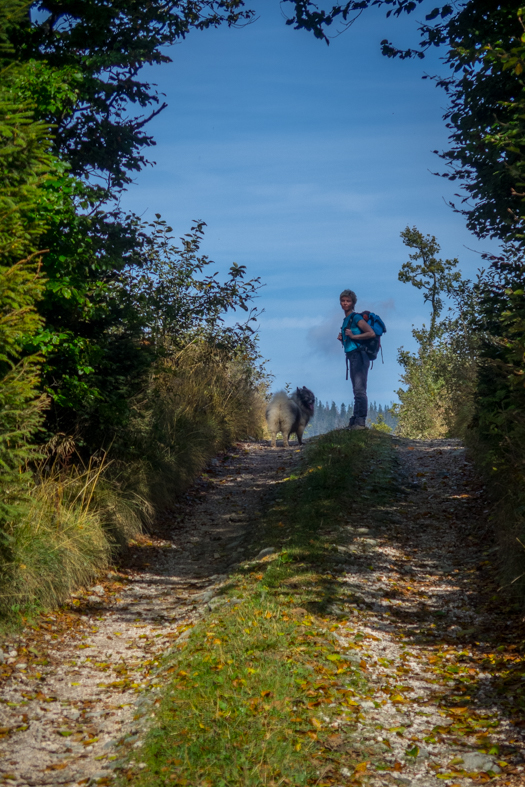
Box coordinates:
[1,465,105,616]
[112,343,267,512]
[0,344,267,620]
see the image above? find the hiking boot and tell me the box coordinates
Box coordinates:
[349,423,367,431]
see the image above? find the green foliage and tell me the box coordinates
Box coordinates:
[0,0,269,619]
[0,346,267,619]
[33,200,157,438]
[462,246,525,599]
[0,460,116,618]
[399,226,461,340]
[23,206,261,448]
[474,246,525,480]
[0,2,263,449]
[13,1,256,189]
[439,3,525,245]
[394,228,478,439]
[122,218,261,353]
[394,342,448,439]
[370,412,392,433]
[134,603,324,786]
[283,2,525,244]
[0,259,46,525]
[113,343,267,513]
[0,0,58,535]
[395,311,479,439]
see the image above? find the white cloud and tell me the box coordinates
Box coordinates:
[307,311,345,357]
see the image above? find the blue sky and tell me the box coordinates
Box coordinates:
[120,2,497,408]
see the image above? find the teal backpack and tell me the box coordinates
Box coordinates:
[341,311,387,375]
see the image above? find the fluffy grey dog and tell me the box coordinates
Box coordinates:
[266,386,315,448]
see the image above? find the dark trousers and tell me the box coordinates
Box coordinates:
[347,349,370,425]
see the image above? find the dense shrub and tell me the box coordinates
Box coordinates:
[0,0,56,559]
[0,344,266,617]
[466,248,525,597]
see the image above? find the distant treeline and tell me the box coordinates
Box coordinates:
[306,400,397,437]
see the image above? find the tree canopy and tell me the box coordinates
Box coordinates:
[14,1,524,248]
[12,0,256,189]
[2,0,264,446]
[282,2,525,247]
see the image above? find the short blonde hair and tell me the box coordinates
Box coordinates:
[340,289,357,306]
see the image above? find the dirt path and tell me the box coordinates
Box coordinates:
[1,435,524,787]
[330,437,525,785]
[0,442,300,787]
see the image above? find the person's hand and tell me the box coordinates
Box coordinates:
[337,332,342,341]
[344,328,353,337]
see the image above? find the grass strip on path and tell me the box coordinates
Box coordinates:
[124,431,396,787]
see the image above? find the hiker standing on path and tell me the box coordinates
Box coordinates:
[337,289,375,430]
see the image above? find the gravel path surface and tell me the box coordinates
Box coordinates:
[0,442,300,787]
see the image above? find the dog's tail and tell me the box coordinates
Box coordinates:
[265,391,291,428]
[267,391,289,406]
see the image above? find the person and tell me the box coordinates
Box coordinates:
[337,289,375,430]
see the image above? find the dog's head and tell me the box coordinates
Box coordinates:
[296,386,315,413]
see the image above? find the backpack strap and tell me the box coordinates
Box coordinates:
[343,314,367,378]
[342,312,358,332]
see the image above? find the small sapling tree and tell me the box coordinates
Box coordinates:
[395,227,477,438]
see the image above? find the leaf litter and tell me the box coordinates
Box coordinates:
[1,435,525,786]
[320,437,525,787]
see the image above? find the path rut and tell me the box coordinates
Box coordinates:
[328,438,525,786]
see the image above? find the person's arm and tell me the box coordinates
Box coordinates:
[344,318,375,341]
